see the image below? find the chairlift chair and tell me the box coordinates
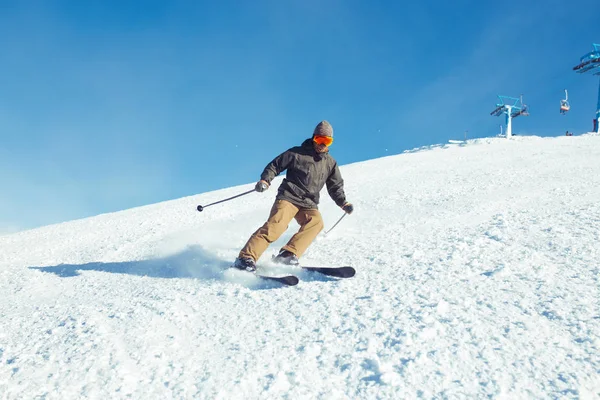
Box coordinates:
[560,89,570,114]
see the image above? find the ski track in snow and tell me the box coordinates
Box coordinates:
[1,134,600,399]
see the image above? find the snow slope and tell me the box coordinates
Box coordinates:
[1,134,599,399]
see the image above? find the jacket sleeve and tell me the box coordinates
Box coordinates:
[260,149,294,184]
[326,162,347,207]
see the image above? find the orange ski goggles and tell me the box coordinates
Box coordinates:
[313,135,334,146]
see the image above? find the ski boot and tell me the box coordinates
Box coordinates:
[232,257,257,272]
[272,249,300,266]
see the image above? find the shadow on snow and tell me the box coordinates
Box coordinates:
[28,245,337,289]
[29,245,226,280]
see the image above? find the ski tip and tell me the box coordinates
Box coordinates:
[333,266,355,278]
[284,275,300,286]
[301,266,356,278]
[258,274,299,286]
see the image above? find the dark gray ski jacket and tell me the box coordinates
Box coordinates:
[260,139,347,209]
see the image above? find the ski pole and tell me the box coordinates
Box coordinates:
[325,213,347,235]
[196,189,256,212]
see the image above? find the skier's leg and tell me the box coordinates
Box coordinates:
[239,200,299,261]
[281,208,324,258]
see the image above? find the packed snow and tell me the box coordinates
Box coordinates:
[1,134,599,399]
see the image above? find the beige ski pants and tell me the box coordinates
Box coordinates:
[239,199,324,261]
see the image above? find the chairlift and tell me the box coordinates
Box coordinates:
[510,94,529,118]
[573,44,600,73]
[560,89,570,114]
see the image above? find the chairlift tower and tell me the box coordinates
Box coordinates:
[573,43,600,133]
[490,95,529,138]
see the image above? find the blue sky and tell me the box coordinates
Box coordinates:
[1,0,599,233]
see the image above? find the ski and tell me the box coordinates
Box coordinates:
[301,266,355,278]
[230,262,353,284]
[231,259,298,286]
[256,274,299,286]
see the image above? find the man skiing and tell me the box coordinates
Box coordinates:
[233,120,354,272]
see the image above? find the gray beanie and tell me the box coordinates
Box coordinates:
[313,120,333,137]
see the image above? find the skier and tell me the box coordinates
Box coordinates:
[232,120,354,272]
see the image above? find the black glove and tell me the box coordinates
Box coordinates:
[255,180,269,192]
[342,202,354,214]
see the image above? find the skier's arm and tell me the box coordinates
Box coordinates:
[260,150,293,184]
[326,163,347,207]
